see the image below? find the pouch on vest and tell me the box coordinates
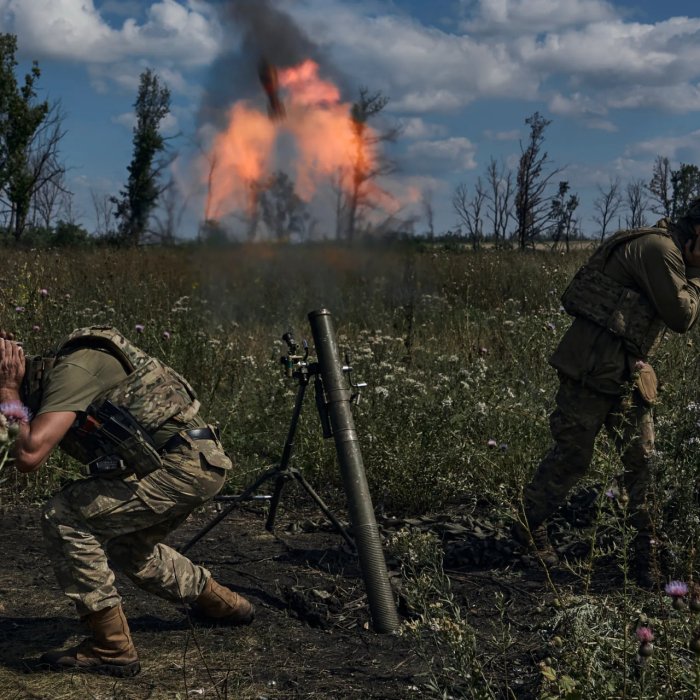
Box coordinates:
[77,400,163,477]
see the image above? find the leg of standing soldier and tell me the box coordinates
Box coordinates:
[521,376,615,527]
[605,389,657,587]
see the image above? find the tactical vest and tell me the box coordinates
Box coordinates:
[560,228,669,358]
[54,326,200,476]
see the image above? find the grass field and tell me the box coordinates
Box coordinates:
[2,242,700,698]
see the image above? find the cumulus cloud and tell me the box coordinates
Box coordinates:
[461,0,618,35]
[0,0,222,68]
[405,137,478,172]
[483,129,520,141]
[286,0,700,126]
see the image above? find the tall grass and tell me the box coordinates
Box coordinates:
[5,242,700,696]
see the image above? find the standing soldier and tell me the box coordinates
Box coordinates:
[0,326,255,677]
[514,201,700,587]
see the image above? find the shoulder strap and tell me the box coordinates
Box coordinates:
[591,227,670,270]
[55,326,150,374]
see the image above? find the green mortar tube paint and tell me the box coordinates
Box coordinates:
[308,308,400,634]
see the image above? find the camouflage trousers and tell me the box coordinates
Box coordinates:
[523,375,655,536]
[41,436,230,616]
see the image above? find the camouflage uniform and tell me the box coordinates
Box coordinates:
[36,333,232,617]
[522,219,700,541]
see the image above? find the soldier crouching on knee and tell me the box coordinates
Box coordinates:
[0,326,254,677]
[513,200,700,588]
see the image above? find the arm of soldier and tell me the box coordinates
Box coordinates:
[638,238,700,332]
[0,338,75,472]
[6,409,76,473]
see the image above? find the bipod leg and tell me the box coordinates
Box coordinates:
[265,472,290,532]
[289,467,355,550]
[178,372,310,555]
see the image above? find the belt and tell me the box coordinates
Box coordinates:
[160,426,218,453]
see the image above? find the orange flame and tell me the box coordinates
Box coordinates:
[202,59,393,220]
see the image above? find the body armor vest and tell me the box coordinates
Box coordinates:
[54,326,200,476]
[560,228,669,358]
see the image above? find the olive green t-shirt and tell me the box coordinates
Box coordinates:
[38,347,203,447]
[38,348,126,415]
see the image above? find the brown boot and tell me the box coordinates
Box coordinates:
[192,578,255,626]
[40,605,140,677]
[512,521,560,567]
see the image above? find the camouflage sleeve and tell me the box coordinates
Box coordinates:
[637,237,700,333]
[37,360,101,415]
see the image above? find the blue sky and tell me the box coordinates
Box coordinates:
[2,0,700,238]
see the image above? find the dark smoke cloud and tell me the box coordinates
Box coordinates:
[199,0,349,129]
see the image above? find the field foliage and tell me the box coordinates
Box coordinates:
[3,242,700,697]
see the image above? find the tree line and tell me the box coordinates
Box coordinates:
[2,32,700,248]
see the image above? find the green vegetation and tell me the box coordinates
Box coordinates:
[4,242,700,697]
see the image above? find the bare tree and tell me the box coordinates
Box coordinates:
[549,181,579,252]
[625,179,648,229]
[2,100,68,239]
[342,88,401,242]
[592,177,622,241]
[515,112,561,250]
[32,165,69,230]
[453,179,486,250]
[484,157,514,247]
[647,155,672,219]
[421,189,435,238]
[151,177,189,244]
[91,189,115,237]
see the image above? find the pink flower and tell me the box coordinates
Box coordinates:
[38,288,48,297]
[0,401,31,424]
[634,360,646,371]
[665,581,689,598]
[14,306,24,313]
[162,331,171,341]
[134,324,145,333]
[32,325,40,332]
[636,626,654,643]
[487,439,497,448]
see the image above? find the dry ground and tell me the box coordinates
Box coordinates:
[0,500,426,700]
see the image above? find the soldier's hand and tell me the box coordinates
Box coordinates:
[685,235,700,268]
[0,337,25,390]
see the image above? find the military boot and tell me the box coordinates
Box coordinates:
[512,521,560,567]
[40,604,140,677]
[192,578,255,626]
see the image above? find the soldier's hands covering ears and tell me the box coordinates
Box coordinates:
[0,337,25,391]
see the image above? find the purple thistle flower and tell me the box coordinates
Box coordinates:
[665,581,689,598]
[636,626,654,643]
[487,439,497,448]
[162,330,171,341]
[0,401,31,424]
[134,324,145,333]
[32,325,40,332]
[38,288,49,297]
[14,306,24,313]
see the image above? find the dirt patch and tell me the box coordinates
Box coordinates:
[0,502,425,700]
[0,489,639,699]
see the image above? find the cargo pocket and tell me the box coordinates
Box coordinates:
[635,362,658,405]
[193,435,233,472]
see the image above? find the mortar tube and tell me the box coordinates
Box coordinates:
[308,309,400,634]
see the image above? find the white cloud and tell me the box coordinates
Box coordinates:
[483,129,519,141]
[461,0,618,35]
[623,129,700,161]
[0,0,222,68]
[288,0,700,125]
[399,117,448,139]
[405,137,478,172]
